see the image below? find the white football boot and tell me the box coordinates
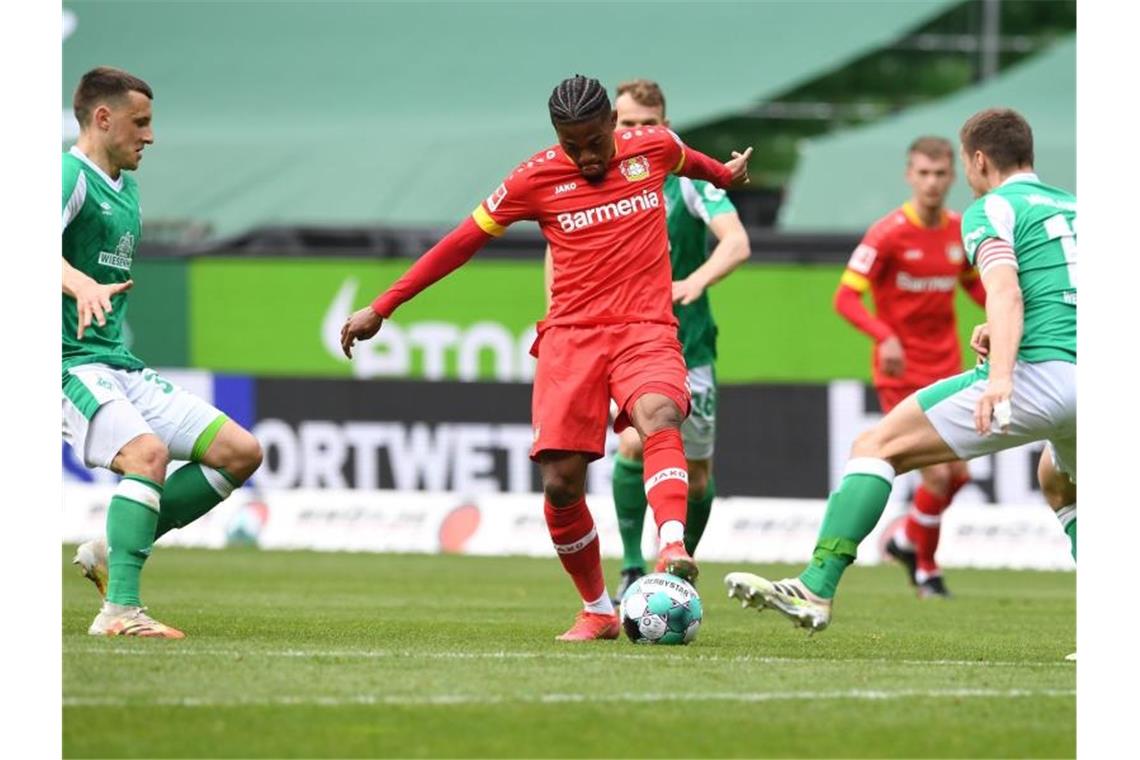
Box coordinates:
[88,602,185,639]
[72,537,109,597]
[724,572,832,633]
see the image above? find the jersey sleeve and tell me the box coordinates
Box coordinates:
[840,220,892,293]
[961,194,1018,275]
[680,178,737,223]
[470,168,533,237]
[62,158,86,232]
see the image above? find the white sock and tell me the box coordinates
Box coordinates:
[584,591,614,614]
[893,522,915,550]
[1055,504,1076,530]
[659,520,685,545]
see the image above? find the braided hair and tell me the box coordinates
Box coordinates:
[548,75,611,125]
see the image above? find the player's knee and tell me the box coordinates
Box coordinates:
[850,427,886,460]
[543,475,585,508]
[638,400,684,436]
[921,464,954,496]
[229,429,263,481]
[617,433,643,461]
[119,436,170,482]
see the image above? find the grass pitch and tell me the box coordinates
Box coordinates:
[63,546,1074,758]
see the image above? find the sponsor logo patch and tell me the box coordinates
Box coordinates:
[486,183,508,212]
[947,244,964,263]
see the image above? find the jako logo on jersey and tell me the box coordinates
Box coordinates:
[557,189,661,232]
[554,182,578,195]
[486,183,508,212]
[619,155,651,182]
[896,273,957,292]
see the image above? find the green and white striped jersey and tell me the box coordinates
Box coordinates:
[663,174,737,368]
[961,172,1076,363]
[62,146,146,373]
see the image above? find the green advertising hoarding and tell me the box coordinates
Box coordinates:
[186,258,985,383]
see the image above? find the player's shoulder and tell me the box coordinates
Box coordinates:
[945,208,963,225]
[502,144,570,189]
[618,126,682,158]
[864,206,909,240]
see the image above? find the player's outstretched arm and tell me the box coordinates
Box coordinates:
[960,270,987,307]
[673,213,750,305]
[62,259,133,340]
[341,217,493,358]
[675,143,752,189]
[974,262,1023,435]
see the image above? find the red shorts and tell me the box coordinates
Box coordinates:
[876,386,920,414]
[529,322,691,461]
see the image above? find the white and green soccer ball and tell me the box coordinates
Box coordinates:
[619,572,703,645]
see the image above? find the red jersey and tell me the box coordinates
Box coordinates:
[841,202,980,388]
[472,128,691,331]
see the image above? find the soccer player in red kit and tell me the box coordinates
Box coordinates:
[833,136,986,598]
[341,76,751,640]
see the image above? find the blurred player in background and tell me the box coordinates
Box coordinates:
[834,136,986,598]
[342,75,751,641]
[63,68,263,637]
[540,79,750,602]
[726,108,1076,634]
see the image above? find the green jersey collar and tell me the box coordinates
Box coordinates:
[1001,171,1039,187]
[68,145,124,193]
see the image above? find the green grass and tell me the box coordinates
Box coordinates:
[63,546,1075,758]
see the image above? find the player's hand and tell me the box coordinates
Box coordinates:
[970,323,990,362]
[975,376,1014,435]
[672,276,706,306]
[74,279,133,340]
[340,306,384,359]
[724,147,752,187]
[878,335,905,378]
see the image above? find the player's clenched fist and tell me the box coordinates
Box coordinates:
[341,306,384,358]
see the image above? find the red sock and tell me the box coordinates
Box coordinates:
[904,484,956,576]
[544,497,605,604]
[642,428,689,529]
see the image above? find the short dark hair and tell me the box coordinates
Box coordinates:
[73,66,153,127]
[907,136,954,162]
[615,79,666,117]
[548,75,610,125]
[959,108,1034,171]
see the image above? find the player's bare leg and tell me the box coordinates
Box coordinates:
[629,393,698,583]
[885,459,970,598]
[1039,447,1076,560]
[539,451,619,641]
[726,395,958,632]
[86,433,184,638]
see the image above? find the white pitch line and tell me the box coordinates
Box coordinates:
[62,646,1073,668]
[63,688,1077,709]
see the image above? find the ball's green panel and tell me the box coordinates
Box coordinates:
[647,591,673,616]
[658,630,685,645]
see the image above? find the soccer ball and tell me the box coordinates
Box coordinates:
[619,572,703,645]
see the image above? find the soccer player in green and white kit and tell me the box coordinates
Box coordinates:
[63,68,263,638]
[546,79,751,599]
[725,108,1076,633]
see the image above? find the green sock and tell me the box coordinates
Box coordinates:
[612,454,648,571]
[106,475,163,607]
[1056,505,1076,561]
[684,476,715,556]
[155,463,238,540]
[799,459,894,599]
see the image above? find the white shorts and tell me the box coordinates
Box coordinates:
[918,360,1076,480]
[62,364,228,469]
[681,364,716,461]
